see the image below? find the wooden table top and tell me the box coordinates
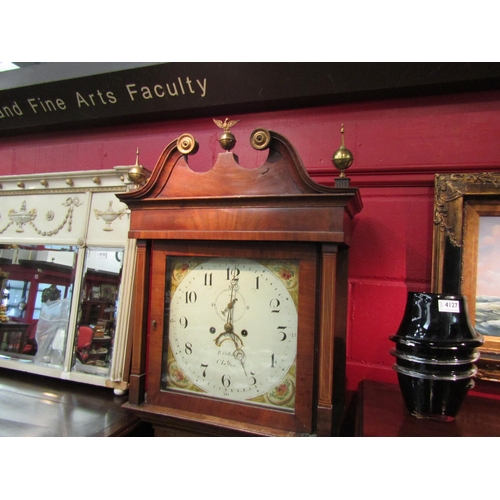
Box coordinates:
[0,368,140,437]
[356,379,500,437]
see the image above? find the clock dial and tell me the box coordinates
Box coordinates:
[162,257,299,410]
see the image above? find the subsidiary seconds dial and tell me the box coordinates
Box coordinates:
[162,257,299,410]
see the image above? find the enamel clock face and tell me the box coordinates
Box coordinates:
[162,257,299,410]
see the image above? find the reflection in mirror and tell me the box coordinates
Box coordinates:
[72,247,124,377]
[0,244,77,367]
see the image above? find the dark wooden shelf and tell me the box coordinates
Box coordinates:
[356,379,500,437]
[0,368,140,437]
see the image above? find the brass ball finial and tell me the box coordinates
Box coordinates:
[128,148,147,186]
[213,118,240,152]
[332,124,354,179]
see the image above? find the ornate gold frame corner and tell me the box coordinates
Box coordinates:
[431,171,500,381]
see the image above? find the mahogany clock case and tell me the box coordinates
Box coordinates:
[118,126,362,436]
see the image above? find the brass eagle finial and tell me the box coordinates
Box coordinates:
[213,118,240,132]
[213,118,240,151]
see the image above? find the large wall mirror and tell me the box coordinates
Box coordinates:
[0,167,137,393]
[432,172,500,381]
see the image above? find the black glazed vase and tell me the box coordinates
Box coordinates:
[389,292,483,422]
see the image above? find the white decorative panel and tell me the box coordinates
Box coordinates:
[0,193,90,244]
[87,192,130,245]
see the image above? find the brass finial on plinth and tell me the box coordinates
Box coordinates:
[332,124,353,188]
[214,118,240,152]
[128,148,148,186]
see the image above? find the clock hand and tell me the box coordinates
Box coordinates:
[214,329,248,376]
[233,347,248,376]
[218,271,240,339]
[215,268,248,375]
[215,330,244,349]
[225,273,238,321]
[214,330,248,374]
[221,298,238,321]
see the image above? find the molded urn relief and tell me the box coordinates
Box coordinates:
[94,201,127,231]
[8,201,36,232]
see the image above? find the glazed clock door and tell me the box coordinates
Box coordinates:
[146,240,318,435]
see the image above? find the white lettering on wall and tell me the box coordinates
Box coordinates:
[125,76,207,101]
[196,79,207,97]
[0,101,23,119]
[0,75,207,124]
[75,90,117,107]
[27,97,67,114]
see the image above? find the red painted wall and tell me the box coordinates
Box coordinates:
[2,89,500,395]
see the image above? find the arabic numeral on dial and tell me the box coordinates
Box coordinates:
[185,291,197,304]
[201,364,208,377]
[184,342,193,355]
[204,273,212,286]
[226,267,240,280]
[271,353,276,367]
[277,326,287,341]
[179,316,188,328]
[270,298,280,313]
[221,374,231,387]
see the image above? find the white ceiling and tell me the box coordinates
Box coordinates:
[0,62,162,91]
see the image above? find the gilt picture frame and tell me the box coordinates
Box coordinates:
[432,172,500,381]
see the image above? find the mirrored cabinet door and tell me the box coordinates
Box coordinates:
[72,247,124,377]
[0,244,78,366]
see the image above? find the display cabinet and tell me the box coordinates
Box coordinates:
[0,165,140,393]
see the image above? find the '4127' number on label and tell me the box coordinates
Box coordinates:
[438,300,460,313]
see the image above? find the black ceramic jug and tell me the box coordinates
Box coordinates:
[392,292,483,345]
[389,292,483,421]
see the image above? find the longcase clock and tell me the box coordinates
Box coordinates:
[118,124,362,436]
